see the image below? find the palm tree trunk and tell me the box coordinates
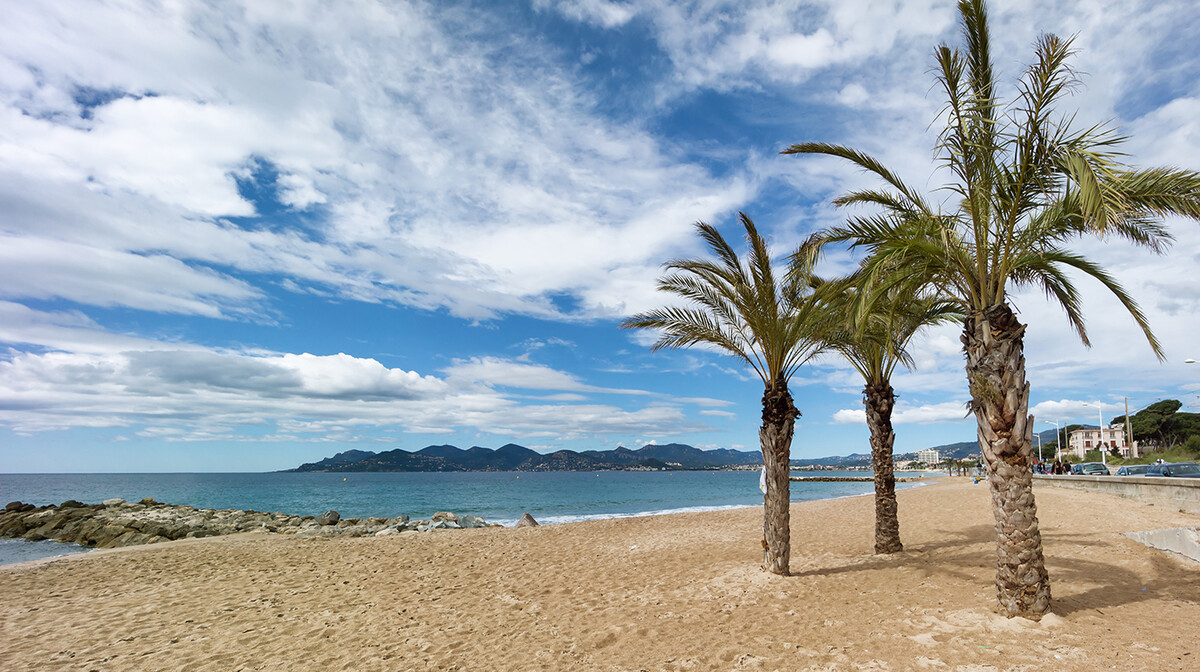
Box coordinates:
[864,382,902,554]
[760,379,798,575]
[963,303,1051,620]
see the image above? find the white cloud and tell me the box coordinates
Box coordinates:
[832,408,865,425]
[894,402,969,425]
[534,0,639,28]
[832,401,968,426]
[0,342,708,441]
[0,302,181,355]
[0,0,747,323]
[443,356,650,396]
[0,236,262,318]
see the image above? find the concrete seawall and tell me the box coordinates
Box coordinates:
[1033,474,1200,515]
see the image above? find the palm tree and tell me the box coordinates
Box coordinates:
[784,0,1200,618]
[622,213,825,575]
[808,273,960,554]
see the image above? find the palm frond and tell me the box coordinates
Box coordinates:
[622,215,828,388]
[782,143,935,216]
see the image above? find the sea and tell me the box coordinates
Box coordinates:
[0,470,930,566]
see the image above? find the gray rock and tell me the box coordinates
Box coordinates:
[459,515,489,529]
[0,496,489,549]
[516,512,539,528]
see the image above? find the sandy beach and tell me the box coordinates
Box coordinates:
[2,479,1198,671]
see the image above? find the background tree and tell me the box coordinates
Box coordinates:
[808,273,959,553]
[784,0,1200,618]
[621,214,825,575]
[1114,400,1200,447]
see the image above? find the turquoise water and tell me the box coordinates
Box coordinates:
[0,471,928,565]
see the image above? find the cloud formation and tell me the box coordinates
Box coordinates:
[2,1,1198,463]
[0,0,747,324]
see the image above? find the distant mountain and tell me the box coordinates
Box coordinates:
[791,452,873,468]
[290,436,1065,473]
[909,430,1063,461]
[915,441,979,460]
[284,442,762,472]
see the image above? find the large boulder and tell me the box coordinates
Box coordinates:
[458,515,489,529]
[318,510,340,526]
[431,512,459,523]
[5,501,24,512]
[0,515,31,537]
[516,513,539,528]
[93,524,136,548]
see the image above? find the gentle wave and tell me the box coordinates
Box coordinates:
[489,503,758,527]
[489,481,932,527]
[0,538,93,566]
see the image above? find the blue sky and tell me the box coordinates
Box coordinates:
[2,0,1199,472]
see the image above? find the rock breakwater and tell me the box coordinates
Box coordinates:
[1,499,498,550]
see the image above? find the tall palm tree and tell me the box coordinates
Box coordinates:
[809,274,960,554]
[784,0,1200,618]
[622,213,825,575]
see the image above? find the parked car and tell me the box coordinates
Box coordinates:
[1070,462,1110,476]
[1145,462,1200,478]
[1116,464,1151,476]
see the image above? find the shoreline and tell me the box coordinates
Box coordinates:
[0,470,931,534]
[0,477,937,565]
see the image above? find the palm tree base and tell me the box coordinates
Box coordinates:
[865,382,903,554]
[965,304,1051,620]
[760,384,797,576]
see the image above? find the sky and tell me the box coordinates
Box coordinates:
[2,0,1199,473]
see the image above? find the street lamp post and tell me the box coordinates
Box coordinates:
[1043,419,1062,462]
[1083,401,1106,466]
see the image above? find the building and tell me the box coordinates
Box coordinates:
[1067,425,1134,459]
[916,448,940,465]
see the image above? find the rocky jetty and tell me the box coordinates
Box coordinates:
[0,498,498,550]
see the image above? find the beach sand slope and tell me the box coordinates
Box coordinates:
[2,480,1197,671]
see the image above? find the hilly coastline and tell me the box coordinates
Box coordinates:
[285,437,989,473]
[286,443,762,472]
